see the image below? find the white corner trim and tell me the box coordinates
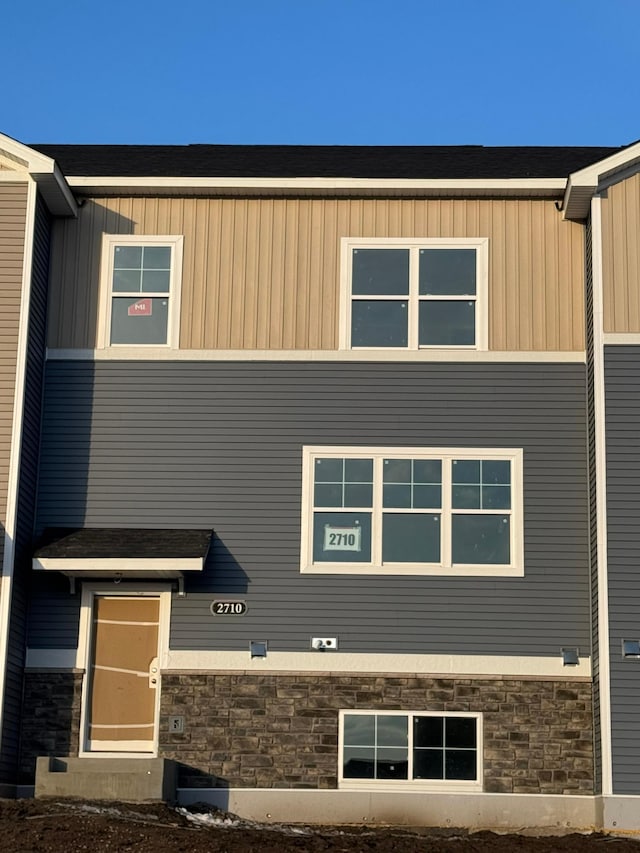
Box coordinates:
[592,195,613,797]
[164,649,591,679]
[0,178,37,746]
[45,347,586,364]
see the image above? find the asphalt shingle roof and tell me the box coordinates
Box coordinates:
[30,144,622,180]
[35,528,213,560]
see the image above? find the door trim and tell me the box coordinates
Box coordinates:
[77,582,171,758]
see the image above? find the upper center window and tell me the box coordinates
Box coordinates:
[342,239,488,350]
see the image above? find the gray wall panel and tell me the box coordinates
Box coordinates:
[32,361,590,658]
[605,346,640,793]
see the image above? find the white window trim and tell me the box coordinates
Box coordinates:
[97,234,183,349]
[338,709,483,792]
[339,237,489,352]
[300,446,524,576]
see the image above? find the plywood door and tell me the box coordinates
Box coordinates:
[86,596,160,752]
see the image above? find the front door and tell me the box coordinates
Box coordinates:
[86,595,160,752]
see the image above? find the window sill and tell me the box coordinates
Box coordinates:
[301,563,524,577]
[339,780,482,793]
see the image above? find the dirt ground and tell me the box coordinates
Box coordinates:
[2,799,640,853]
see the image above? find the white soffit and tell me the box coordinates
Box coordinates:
[66,175,567,199]
[0,133,77,216]
[563,140,640,220]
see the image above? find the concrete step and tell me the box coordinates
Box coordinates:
[35,756,176,802]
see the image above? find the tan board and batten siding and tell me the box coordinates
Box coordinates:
[47,197,585,352]
[0,182,28,567]
[601,172,640,333]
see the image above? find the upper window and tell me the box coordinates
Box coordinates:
[340,238,488,351]
[339,711,482,790]
[301,446,523,576]
[99,235,183,348]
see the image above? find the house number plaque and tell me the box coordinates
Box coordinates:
[211,600,247,615]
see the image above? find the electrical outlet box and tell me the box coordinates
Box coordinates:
[312,637,338,650]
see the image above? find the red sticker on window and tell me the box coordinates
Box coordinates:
[128,299,152,316]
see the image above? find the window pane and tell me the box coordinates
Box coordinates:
[382,514,440,563]
[482,485,511,510]
[314,458,343,483]
[446,717,477,749]
[376,748,408,779]
[343,714,375,745]
[110,297,168,345]
[452,485,481,509]
[345,458,373,483]
[383,484,411,508]
[419,249,476,296]
[377,715,408,747]
[412,484,442,509]
[413,748,443,779]
[141,269,171,293]
[419,301,475,346]
[352,249,409,296]
[452,460,480,484]
[482,460,511,485]
[414,716,443,748]
[113,268,142,293]
[343,747,375,778]
[313,512,371,562]
[114,245,142,269]
[352,301,408,347]
[452,515,510,565]
[383,458,411,483]
[445,750,476,780]
[344,483,373,507]
[413,459,442,483]
[314,483,343,507]
[143,246,171,269]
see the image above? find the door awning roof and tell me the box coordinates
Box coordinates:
[33,528,212,578]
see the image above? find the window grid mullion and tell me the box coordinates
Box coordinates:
[442,458,452,568]
[408,713,414,780]
[408,248,419,350]
[372,457,383,566]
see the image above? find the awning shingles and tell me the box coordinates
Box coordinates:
[33,528,212,579]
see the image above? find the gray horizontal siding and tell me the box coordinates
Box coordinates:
[605,346,640,793]
[31,361,590,659]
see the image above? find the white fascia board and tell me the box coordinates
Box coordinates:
[66,175,567,198]
[33,557,204,573]
[0,133,77,216]
[563,141,640,220]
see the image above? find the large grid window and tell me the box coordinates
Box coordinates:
[302,447,523,576]
[342,238,488,351]
[340,711,481,789]
[99,235,183,347]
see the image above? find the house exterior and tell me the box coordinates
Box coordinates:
[1,131,640,828]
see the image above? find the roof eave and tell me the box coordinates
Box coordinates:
[66,175,568,199]
[0,133,77,216]
[563,140,640,221]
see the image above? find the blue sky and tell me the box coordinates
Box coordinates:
[4,0,640,146]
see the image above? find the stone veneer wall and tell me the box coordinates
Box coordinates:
[159,673,593,794]
[20,671,83,783]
